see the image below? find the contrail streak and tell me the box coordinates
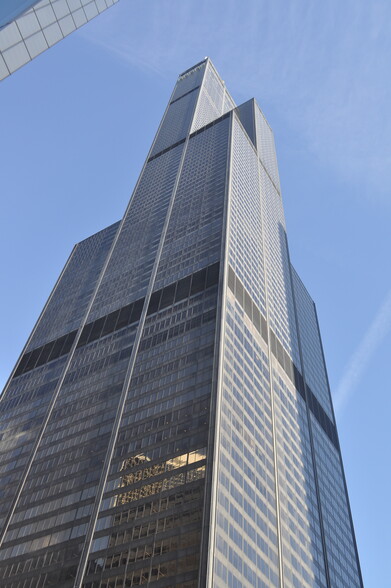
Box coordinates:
[334,288,391,415]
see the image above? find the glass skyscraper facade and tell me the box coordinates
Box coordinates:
[0,0,118,81]
[0,59,362,588]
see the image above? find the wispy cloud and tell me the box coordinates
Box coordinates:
[83,0,391,200]
[334,288,391,415]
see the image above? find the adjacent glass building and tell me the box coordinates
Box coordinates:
[0,59,362,588]
[0,0,118,81]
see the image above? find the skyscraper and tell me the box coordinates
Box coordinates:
[0,0,118,81]
[0,58,362,587]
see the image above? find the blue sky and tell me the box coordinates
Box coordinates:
[1,0,390,584]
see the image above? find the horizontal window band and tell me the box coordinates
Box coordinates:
[147,262,219,316]
[147,139,186,163]
[147,112,231,164]
[169,86,200,105]
[14,330,78,378]
[189,111,230,139]
[13,263,220,378]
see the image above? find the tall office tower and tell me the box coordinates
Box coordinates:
[0,0,118,81]
[0,59,362,588]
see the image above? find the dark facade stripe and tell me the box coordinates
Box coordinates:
[227,265,268,342]
[271,333,339,449]
[271,331,339,450]
[189,111,230,139]
[306,385,339,448]
[147,112,232,165]
[13,330,78,377]
[147,138,186,163]
[170,85,200,105]
[13,263,220,378]
[227,264,339,450]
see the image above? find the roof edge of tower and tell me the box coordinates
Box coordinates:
[179,58,208,78]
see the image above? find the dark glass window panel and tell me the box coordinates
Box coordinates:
[227,266,235,292]
[36,342,53,366]
[102,310,120,336]
[175,276,191,302]
[252,305,261,332]
[294,365,305,397]
[160,283,176,309]
[270,330,277,356]
[261,316,268,343]
[284,354,294,381]
[88,317,106,343]
[282,349,289,372]
[15,352,30,375]
[78,322,94,347]
[116,304,133,330]
[235,279,244,306]
[276,340,284,366]
[190,268,207,296]
[119,346,133,360]
[48,334,68,360]
[148,291,161,315]
[25,347,42,371]
[203,308,216,323]
[18,351,31,371]
[61,330,77,355]
[206,262,220,288]
[244,290,252,318]
[130,299,144,323]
